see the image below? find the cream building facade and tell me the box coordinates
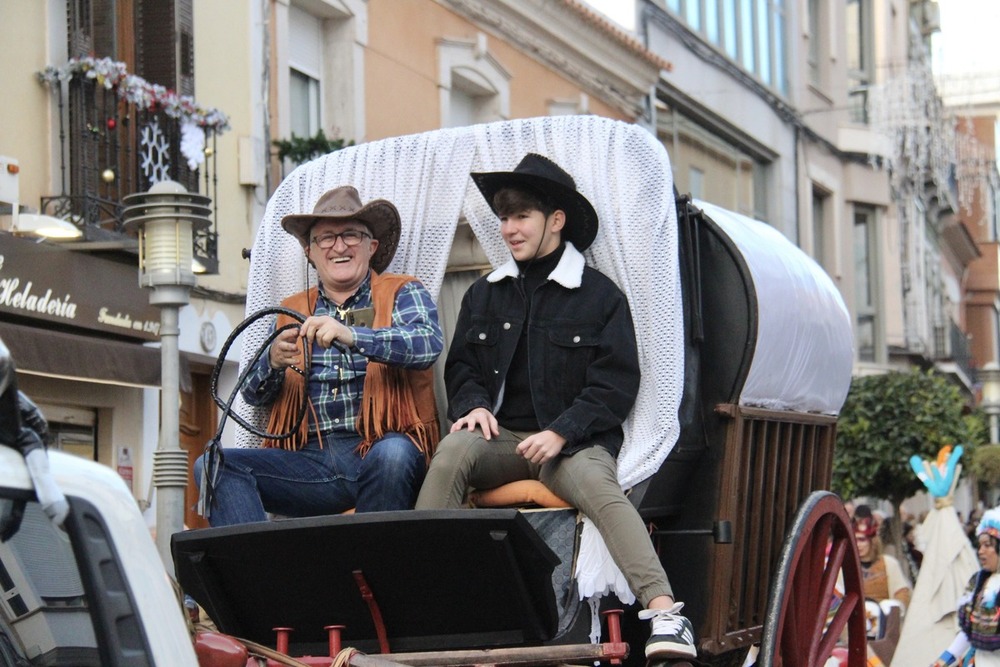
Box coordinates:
[0,0,665,530]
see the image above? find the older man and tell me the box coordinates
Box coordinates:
[196,186,443,525]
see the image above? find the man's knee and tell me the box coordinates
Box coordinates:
[368,435,424,473]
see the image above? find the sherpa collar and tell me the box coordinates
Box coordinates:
[487,241,585,289]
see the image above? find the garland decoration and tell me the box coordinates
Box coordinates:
[37,56,230,133]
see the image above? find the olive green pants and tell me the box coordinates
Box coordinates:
[415,426,673,607]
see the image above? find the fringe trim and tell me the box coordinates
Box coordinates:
[263,370,310,450]
[356,361,439,463]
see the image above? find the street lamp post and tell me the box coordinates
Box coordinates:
[123,181,212,574]
[981,362,1000,444]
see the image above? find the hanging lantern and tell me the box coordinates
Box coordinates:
[101,168,115,183]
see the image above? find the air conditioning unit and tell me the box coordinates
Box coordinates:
[0,156,19,231]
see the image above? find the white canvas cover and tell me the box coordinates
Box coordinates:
[694,200,854,414]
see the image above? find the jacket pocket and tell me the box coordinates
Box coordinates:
[546,324,601,397]
[465,321,499,346]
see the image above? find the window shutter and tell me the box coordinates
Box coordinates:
[134,0,193,95]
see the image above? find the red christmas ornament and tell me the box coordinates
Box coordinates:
[107,118,117,130]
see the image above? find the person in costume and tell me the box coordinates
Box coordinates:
[195,185,443,526]
[931,507,1000,667]
[854,506,913,610]
[414,153,696,661]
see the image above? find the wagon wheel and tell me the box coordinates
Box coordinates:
[758,491,866,667]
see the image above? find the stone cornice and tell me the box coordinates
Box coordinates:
[438,0,666,117]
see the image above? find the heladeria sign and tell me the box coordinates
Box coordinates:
[0,234,162,341]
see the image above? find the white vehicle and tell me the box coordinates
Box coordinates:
[0,445,197,666]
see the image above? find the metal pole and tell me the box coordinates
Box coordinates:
[990,410,1000,445]
[152,292,190,576]
[122,181,210,575]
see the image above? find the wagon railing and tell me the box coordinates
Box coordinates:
[699,404,837,656]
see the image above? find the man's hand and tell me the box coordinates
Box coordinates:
[299,315,354,350]
[516,430,566,464]
[268,327,304,370]
[451,407,499,440]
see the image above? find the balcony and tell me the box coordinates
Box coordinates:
[35,58,229,274]
[934,318,974,387]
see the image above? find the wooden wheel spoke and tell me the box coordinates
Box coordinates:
[760,492,867,667]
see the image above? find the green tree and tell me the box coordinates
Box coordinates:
[833,369,985,510]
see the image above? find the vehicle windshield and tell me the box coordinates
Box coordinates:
[0,498,98,666]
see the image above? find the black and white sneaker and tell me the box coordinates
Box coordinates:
[637,602,697,660]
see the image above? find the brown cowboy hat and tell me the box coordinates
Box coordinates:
[280,185,400,273]
[471,153,599,251]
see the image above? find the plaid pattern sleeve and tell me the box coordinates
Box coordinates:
[240,322,286,407]
[350,281,443,369]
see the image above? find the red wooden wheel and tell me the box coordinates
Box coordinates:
[758,491,866,667]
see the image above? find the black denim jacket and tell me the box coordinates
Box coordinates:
[445,243,640,457]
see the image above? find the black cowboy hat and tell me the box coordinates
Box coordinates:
[280,185,400,273]
[471,153,599,251]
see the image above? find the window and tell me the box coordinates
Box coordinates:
[807,0,822,86]
[437,35,510,128]
[846,0,873,122]
[548,94,590,117]
[0,502,95,662]
[689,167,705,199]
[740,0,756,73]
[275,0,366,158]
[290,69,321,139]
[0,496,150,664]
[752,161,770,222]
[812,187,827,268]
[665,0,788,96]
[854,206,880,362]
[657,107,770,221]
[722,0,738,59]
[288,6,324,139]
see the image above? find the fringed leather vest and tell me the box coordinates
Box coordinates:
[263,273,439,462]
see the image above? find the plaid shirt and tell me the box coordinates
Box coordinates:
[242,273,443,435]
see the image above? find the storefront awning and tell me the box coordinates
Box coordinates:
[0,321,164,388]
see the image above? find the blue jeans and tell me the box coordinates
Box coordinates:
[194,431,425,526]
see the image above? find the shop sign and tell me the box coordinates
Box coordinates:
[0,234,162,341]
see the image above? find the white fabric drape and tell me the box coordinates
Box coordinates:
[240,115,685,491]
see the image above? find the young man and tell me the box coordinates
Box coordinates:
[415,154,696,660]
[196,185,443,525]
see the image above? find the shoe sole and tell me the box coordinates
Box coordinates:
[646,641,697,659]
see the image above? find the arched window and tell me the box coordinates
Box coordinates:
[437,35,510,128]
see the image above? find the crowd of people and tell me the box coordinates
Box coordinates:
[194,154,696,661]
[841,496,1000,666]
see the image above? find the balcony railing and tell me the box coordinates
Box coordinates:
[36,58,228,274]
[935,319,974,382]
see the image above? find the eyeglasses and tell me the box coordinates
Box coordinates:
[311,230,371,249]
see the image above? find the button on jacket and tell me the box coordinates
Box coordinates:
[445,242,640,457]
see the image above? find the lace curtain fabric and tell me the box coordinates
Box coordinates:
[240,115,684,491]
